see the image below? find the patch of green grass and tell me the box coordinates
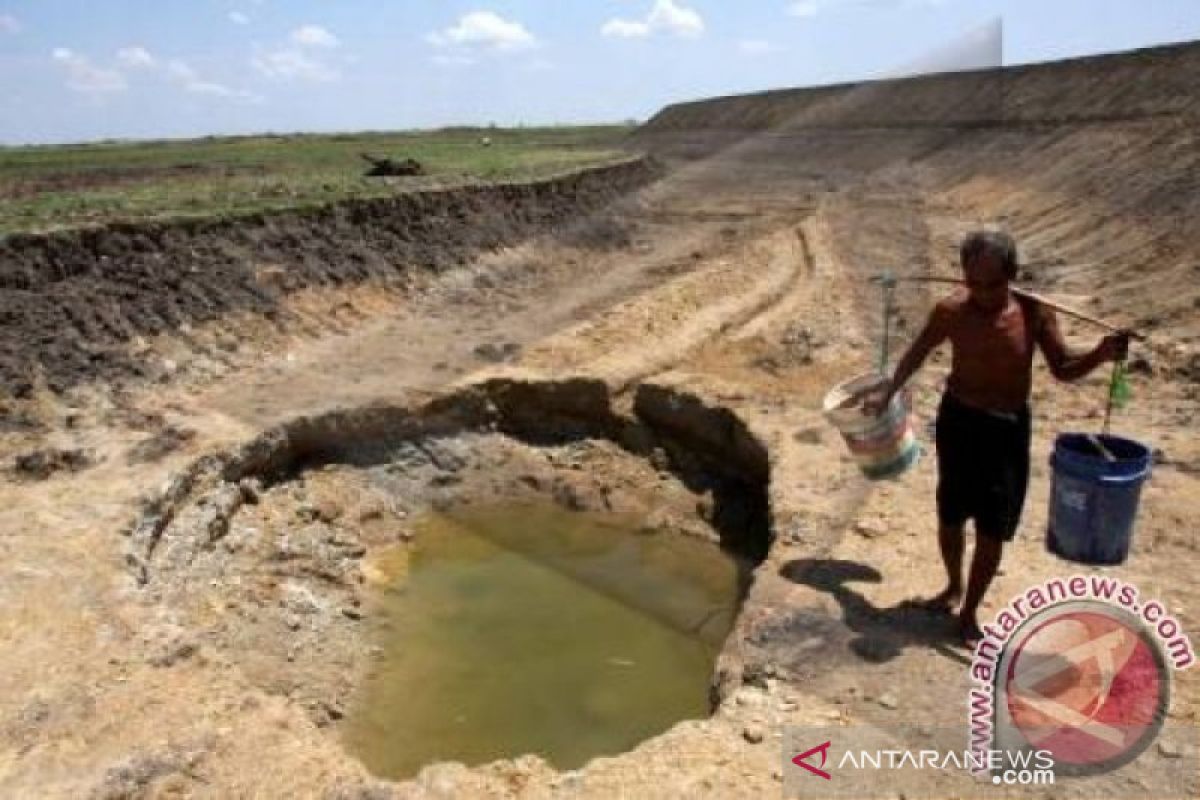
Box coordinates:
[0,125,636,235]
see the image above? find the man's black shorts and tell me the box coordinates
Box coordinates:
[934,392,1031,541]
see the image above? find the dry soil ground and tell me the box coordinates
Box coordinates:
[2,89,1200,799]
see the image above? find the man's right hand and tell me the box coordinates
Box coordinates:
[860,383,892,416]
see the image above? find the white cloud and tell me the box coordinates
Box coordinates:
[787,0,823,17]
[427,11,537,52]
[166,59,259,101]
[291,24,340,49]
[738,39,780,55]
[648,0,704,36]
[601,19,651,39]
[229,11,250,25]
[252,48,339,82]
[189,80,253,99]
[0,13,20,33]
[52,48,128,96]
[602,0,704,40]
[166,60,197,83]
[117,46,156,69]
[53,44,257,103]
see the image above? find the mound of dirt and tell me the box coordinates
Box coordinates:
[0,158,658,397]
[10,446,95,480]
[636,40,1200,141]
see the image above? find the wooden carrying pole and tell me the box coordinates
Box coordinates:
[886,276,1145,341]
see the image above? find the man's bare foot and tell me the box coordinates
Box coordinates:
[959,614,984,650]
[915,585,962,614]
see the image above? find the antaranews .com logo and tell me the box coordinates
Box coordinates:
[781,575,1196,798]
[969,575,1195,778]
[782,727,1063,797]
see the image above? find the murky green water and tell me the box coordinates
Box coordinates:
[342,502,747,779]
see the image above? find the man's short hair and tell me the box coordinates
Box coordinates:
[960,229,1018,279]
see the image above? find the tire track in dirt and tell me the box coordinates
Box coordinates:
[517,223,810,393]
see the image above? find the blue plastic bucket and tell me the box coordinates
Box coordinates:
[1046,433,1152,566]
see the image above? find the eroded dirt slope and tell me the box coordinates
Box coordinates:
[0,159,657,399]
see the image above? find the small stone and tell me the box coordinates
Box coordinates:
[793,426,825,445]
[239,478,262,504]
[855,518,887,539]
[877,693,899,710]
[342,606,364,620]
[280,581,325,615]
[357,501,385,522]
[743,724,765,744]
[734,688,766,708]
[1157,740,1183,759]
[313,496,344,523]
[781,521,808,546]
[144,625,198,667]
[473,342,521,363]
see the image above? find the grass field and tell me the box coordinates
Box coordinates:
[0,125,635,235]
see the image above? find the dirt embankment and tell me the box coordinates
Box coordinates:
[630,42,1200,359]
[0,158,659,399]
[637,40,1200,136]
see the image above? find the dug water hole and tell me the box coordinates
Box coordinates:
[341,500,751,779]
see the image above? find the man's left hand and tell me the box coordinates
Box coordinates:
[1099,330,1131,363]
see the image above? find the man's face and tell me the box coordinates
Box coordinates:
[962,250,1010,312]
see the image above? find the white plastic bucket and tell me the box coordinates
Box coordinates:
[823,372,920,480]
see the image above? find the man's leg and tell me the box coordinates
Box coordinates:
[959,533,1004,645]
[959,407,1029,645]
[921,522,965,610]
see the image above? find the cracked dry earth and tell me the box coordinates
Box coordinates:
[2,135,1200,799]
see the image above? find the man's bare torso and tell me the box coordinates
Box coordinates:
[942,291,1040,413]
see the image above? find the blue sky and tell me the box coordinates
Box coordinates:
[0,1,1198,144]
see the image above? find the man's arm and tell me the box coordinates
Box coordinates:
[868,301,952,413]
[1035,306,1129,382]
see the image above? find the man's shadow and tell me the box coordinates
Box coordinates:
[780,558,972,666]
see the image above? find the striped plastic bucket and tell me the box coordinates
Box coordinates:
[823,372,921,480]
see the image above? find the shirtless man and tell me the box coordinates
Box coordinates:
[868,229,1128,646]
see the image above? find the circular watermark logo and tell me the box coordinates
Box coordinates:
[993,600,1170,776]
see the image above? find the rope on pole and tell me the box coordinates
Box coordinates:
[878,271,897,376]
[1104,357,1131,435]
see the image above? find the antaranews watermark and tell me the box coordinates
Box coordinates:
[782,723,1196,798]
[968,574,1195,778]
